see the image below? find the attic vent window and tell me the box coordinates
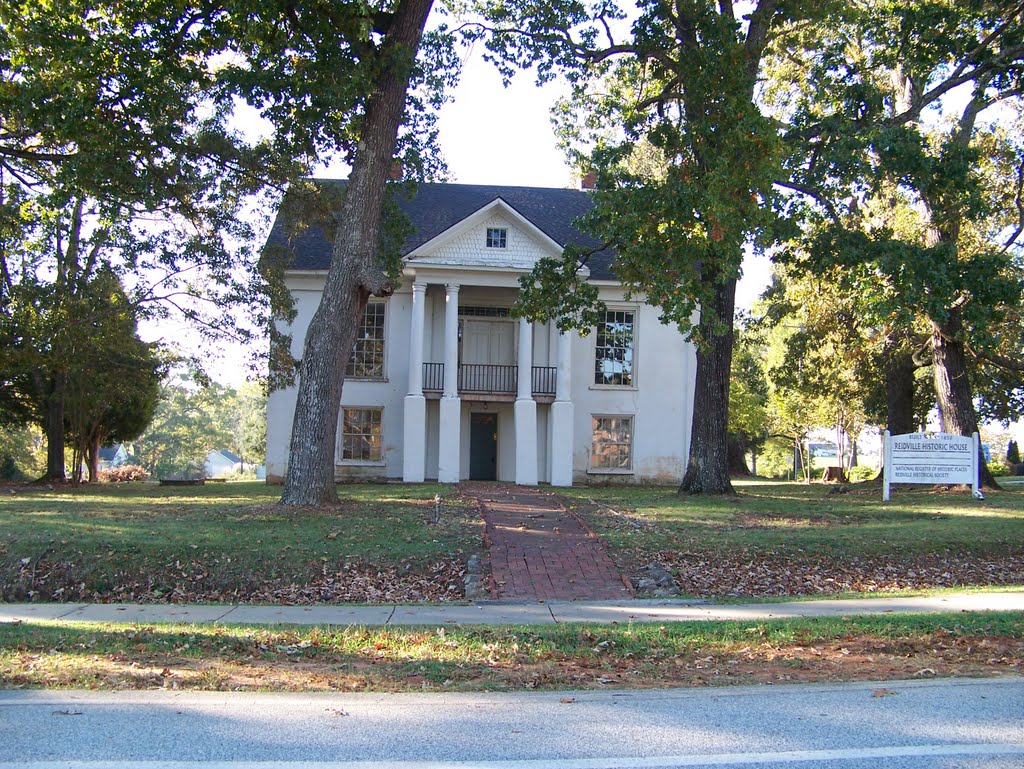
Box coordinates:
[486,227,507,248]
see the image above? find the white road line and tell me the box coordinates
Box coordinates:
[10,742,1024,768]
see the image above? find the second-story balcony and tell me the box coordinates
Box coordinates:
[422,363,557,400]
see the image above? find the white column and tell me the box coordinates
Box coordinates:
[550,327,574,487]
[403,282,427,482]
[514,316,538,485]
[438,284,461,483]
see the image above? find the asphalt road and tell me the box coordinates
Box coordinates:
[1,678,1022,768]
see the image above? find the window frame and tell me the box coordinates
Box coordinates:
[485,227,508,249]
[591,307,637,389]
[345,300,387,380]
[588,414,634,474]
[337,407,385,465]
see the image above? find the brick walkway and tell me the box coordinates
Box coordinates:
[474,487,634,601]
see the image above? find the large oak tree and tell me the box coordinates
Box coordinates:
[477,0,838,493]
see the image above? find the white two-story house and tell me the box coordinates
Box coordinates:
[265,180,696,486]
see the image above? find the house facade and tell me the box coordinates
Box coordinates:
[265,182,696,486]
[97,443,130,471]
[204,449,243,478]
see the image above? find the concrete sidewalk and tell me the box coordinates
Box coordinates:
[2,591,1022,627]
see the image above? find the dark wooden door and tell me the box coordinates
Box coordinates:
[469,413,498,480]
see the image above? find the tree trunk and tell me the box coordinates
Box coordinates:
[884,345,918,436]
[727,433,751,476]
[280,0,433,506]
[931,312,999,490]
[678,277,736,494]
[43,370,66,482]
[86,434,100,483]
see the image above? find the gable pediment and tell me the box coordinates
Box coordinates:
[404,198,571,272]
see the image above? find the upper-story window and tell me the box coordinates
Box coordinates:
[486,227,507,248]
[346,301,385,379]
[594,309,634,386]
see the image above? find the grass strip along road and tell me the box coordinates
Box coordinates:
[2,611,1021,692]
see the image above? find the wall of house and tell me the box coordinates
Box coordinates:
[265,274,696,486]
[568,287,696,485]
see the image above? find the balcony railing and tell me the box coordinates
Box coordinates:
[422,363,557,396]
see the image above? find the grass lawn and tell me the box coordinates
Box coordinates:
[2,478,1022,603]
[2,612,1021,691]
[561,479,1024,597]
[0,481,480,604]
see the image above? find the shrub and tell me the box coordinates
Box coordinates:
[0,455,29,482]
[848,465,878,482]
[987,460,1010,477]
[1007,440,1020,466]
[98,464,150,482]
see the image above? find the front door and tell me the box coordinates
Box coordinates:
[469,413,498,480]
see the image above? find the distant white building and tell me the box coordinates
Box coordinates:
[97,443,130,470]
[265,181,698,486]
[204,449,243,478]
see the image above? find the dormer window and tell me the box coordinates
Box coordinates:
[486,227,507,248]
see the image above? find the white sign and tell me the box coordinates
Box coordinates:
[883,431,979,501]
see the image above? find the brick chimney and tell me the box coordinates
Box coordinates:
[580,171,596,190]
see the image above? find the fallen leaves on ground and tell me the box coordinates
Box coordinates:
[2,627,1020,692]
[638,550,1024,597]
[5,557,467,604]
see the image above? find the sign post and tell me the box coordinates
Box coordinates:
[882,431,979,501]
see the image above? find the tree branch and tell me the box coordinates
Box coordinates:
[1002,154,1024,253]
[744,0,780,81]
[970,346,1024,371]
[773,179,841,223]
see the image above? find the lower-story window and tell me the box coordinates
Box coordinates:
[339,407,382,462]
[591,415,633,471]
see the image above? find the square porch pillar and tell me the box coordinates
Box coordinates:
[403,281,427,482]
[438,283,461,483]
[514,316,538,486]
[550,327,574,487]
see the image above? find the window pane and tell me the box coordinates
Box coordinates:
[341,408,382,461]
[591,416,633,470]
[346,302,385,378]
[486,227,507,248]
[594,310,634,386]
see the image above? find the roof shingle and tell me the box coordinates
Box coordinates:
[264,180,617,280]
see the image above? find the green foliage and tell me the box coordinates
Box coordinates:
[130,378,266,478]
[1008,440,1021,467]
[236,381,267,465]
[988,460,1010,478]
[0,424,44,481]
[847,465,878,483]
[481,0,832,340]
[2,0,458,488]
[59,272,164,480]
[132,381,237,478]
[756,437,799,480]
[775,0,1024,436]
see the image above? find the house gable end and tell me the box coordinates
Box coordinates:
[404,198,584,274]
